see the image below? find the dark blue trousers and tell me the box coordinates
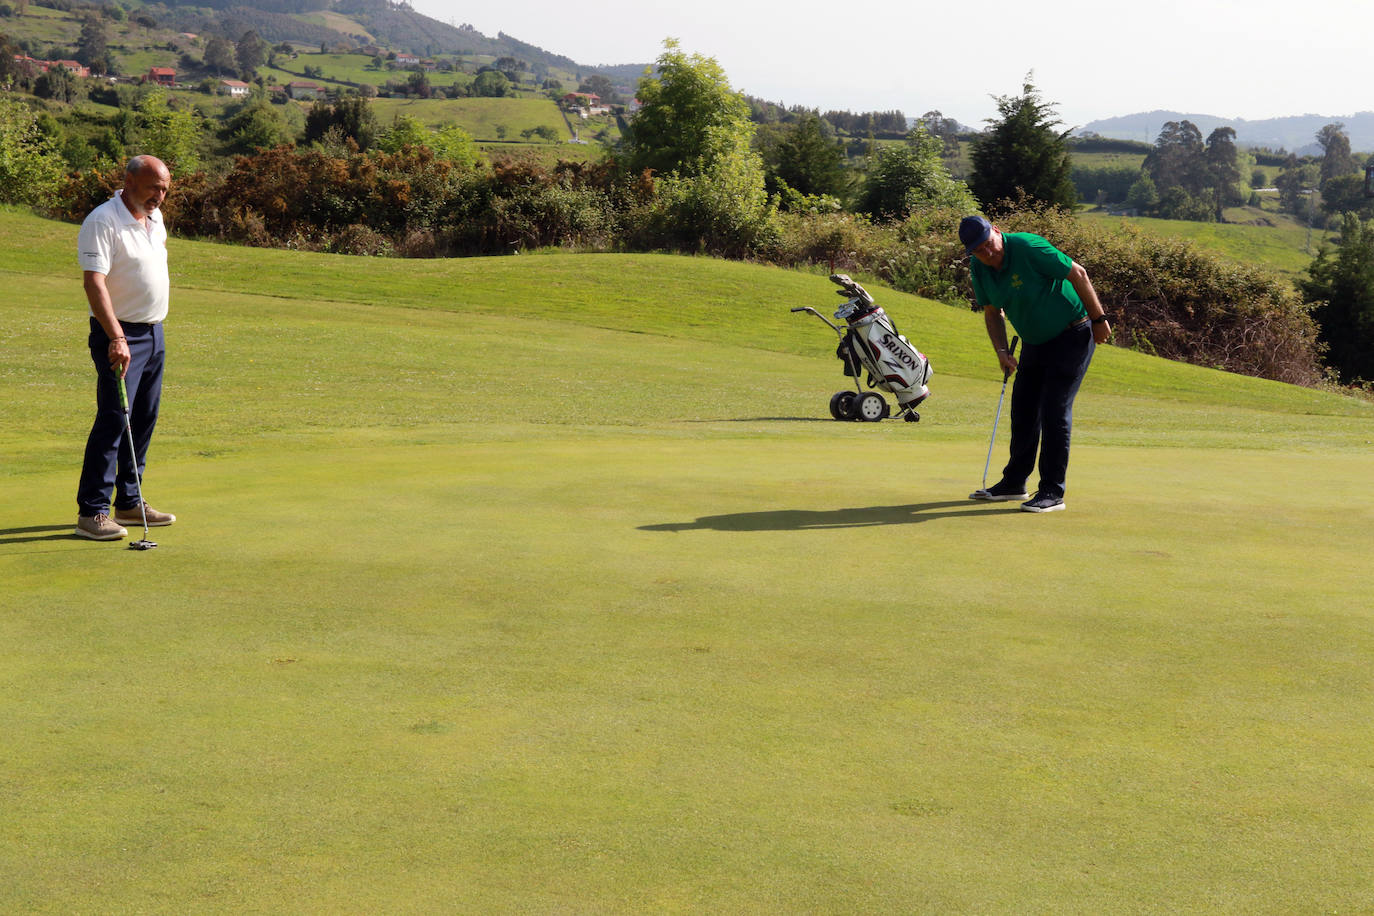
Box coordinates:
[77,318,165,516]
[1002,321,1095,500]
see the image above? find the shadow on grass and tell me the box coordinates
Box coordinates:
[0,524,79,544]
[640,500,1018,532]
[684,417,833,423]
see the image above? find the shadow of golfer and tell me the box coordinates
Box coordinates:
[0,521,77,543]
[640,500,1017,532]
[0,524,79,544]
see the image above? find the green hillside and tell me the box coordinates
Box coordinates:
[3,207,1372,912]
[369,96,566,140]
[1079,210,1328,277]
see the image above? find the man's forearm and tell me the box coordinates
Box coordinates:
[984,307,1010,352]
[83,272,122,339]
[1067,263,1105,319]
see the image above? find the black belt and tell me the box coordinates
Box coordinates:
[91,318,157,332]
[1067,317,1090,330]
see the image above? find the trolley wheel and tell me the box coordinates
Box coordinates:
[829,391,858,420]
[855,392,887,422]
[903,410,921,422]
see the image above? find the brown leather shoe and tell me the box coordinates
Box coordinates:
[75,513,128,540]
[114,502,176,527]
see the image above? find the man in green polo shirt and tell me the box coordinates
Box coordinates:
[961,215,1112,512]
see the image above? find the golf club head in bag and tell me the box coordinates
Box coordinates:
[117,374,157,551]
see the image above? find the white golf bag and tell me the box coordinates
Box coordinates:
[792,274,932,422]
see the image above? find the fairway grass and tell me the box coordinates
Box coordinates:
[2,207,1372,912]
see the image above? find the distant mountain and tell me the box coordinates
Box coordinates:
[1078,110,1374,154]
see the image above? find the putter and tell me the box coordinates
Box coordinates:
[117,374,157,550]
[981,336,1019,491]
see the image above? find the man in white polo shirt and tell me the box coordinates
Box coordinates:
[75,155,178,541]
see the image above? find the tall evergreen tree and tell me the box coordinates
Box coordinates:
[77,13,108,74]
[1316,123,1355,187]
[203,37,235,77]
[1204,126,1241,221]
[1276,153,1320,219]
[771,114,845,198]
[1300,213,1374,383]
[235,30,268,78]
[967,76,1076,210]
[1143,120,1207,196]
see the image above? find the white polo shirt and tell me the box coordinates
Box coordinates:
[77,192,170,324]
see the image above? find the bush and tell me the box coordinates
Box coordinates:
[994,204,1324,385]
[854,129,975,221]
[774,198,1325,384]
[1301,213,1374,384]
[443,157,615,254]
[327,223,392,256]
[40,139,1328,388]
[773,211,878,274]
[0,98,69,206]
[623,150,779,258]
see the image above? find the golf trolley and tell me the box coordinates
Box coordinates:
[792,274,932,422]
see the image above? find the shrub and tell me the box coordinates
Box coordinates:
[773,211,878,274]
[441,156,616,254]
[994,204,1324,385]
[0,98,68,206]
[327,223,392,256]
[854,129,975,221]
[772,207,971,306]
[624,150,779,258]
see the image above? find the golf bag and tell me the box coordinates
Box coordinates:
[791,274,932,422]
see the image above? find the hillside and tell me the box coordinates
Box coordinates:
[1079,109,1374,153]
[145,0,647,88]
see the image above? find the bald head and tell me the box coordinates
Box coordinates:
[126,155,170,181]
[121,155,171,220]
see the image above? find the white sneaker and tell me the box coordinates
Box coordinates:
[1021,493,1066,513]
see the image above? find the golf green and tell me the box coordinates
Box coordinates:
[3,206,1372,912]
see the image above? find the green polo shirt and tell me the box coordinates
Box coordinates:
[970,232,1085,345]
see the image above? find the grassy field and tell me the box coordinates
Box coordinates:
[260,54,476,93]
[366,96,567,139]
[4,3,80,44]
[3,205,1373,913]
[292,11,376,42]
[6,4,187,71]
[1069,151,1147,171]
[1079,210,1328,277]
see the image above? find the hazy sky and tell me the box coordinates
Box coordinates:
[410,0,1373,130]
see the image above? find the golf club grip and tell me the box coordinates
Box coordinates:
[117,376,129,411]
[1004,336,1019,381]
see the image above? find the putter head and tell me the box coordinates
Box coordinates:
[128,539,158,551]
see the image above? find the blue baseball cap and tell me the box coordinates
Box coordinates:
[959,215,993,254]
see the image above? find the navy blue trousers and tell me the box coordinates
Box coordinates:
[1002,321,1095,500]
[77,318,165,516]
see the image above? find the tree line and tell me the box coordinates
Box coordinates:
[1072,120,1373,229]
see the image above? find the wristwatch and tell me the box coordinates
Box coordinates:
[1090,315,1111,324]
